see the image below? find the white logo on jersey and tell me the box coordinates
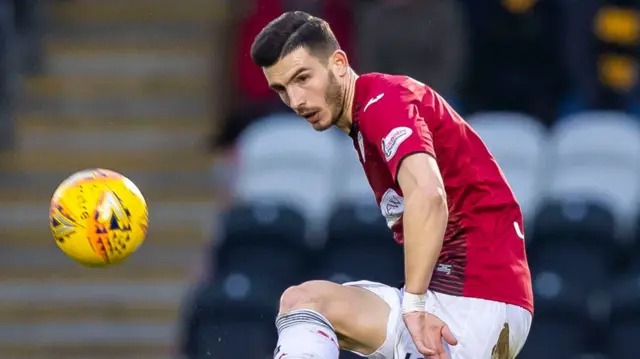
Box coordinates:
[364,93,385,112]
[380,188,404,228]
[381,127,413,161]
[357,131,365,163]
[514,221,525,240]
[437,263,452,275]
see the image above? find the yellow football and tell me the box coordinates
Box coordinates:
[49,169,149,267]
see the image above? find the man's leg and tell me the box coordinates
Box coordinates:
[422,291,533,358]
[275,280,392,358]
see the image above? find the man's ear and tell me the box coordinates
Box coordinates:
[332,50,349,77]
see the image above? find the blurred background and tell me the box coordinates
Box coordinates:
[0,0,638,359]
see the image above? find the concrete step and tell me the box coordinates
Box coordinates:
[18,96,208,117]
[0,186,217,203]
[51,0,226,23]
[0,246,201,269]
[22,76,209,98]
[17,115,211,130]
[1,344,172,359]
[16,128,204,151]
[0,282,186,303]
[0,302,179,323]
[1,225,211,247]
[49,21,214,44]
[0,322,175,345]
[5,355,168,359]
[45,40,212,55]
[0,202,217,228]
[0,171,216,202]
[0,267,193,282]
[0,150,213,172]
[44,51,208,76]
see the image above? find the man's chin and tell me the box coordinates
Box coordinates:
[311,120,332,132]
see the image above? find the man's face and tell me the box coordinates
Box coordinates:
[263,47,343,132]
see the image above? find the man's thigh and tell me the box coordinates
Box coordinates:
[424,291,532,359]
[342,280,412,359]
[292,280,393,357]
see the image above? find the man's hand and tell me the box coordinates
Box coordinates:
[403,311,457,358]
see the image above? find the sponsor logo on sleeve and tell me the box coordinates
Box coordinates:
[381,126,413,161]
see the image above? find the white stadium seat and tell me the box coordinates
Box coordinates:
[545,111,640,225]
[233,114,340,225]
[335,136,376,205]
[467,112,547,219]
[550,111,640,167]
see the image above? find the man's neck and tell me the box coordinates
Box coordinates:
[335,69,358,135]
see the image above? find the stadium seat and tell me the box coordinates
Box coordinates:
[221,202,307,248]
[234,113,341,225]
[466,112,547,166]
[546,112,640,225]
[466,112,546,219]
[635,211,640,249]
[530,241,610,297]
[552,111,640,165]
[529,241,611,328]
[545,165,639,228]
[608,262,640,358]
[335,136,377,205]
[521,242,608,359]
[326,202,391,247]
[183,280,278,359]
[318,203,403,286]
[194,320,275,359]
[531,198,617,255]
[216,203,310,286]
[318,244,404,286]
[518,319,598,359]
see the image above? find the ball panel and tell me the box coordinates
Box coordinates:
[49,169,148,267]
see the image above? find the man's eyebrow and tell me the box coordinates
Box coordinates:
[269,67,310,90]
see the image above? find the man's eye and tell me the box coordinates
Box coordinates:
[297,75,309,83]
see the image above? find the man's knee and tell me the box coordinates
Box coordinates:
[279,280,334,315]
[278,280,391,355]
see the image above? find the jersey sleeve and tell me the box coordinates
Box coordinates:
[359,88,435,182]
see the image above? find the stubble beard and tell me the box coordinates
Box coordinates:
[325,71,345,129]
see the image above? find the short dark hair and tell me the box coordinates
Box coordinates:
[250,11,340,68]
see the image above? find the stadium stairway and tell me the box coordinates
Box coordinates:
[0,1,225,358]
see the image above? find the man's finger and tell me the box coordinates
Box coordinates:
[434,339,451,359]
[442,325,458,345]
[414,339,436,356]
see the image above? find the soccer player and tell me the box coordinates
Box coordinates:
[250,11,533,359]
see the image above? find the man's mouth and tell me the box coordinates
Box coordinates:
[301,111,319,121]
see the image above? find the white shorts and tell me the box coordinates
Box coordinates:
[343,280,532,359]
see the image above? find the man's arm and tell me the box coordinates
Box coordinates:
[397,153,448,295]
[359,85,456,356]
[358,85,446,295]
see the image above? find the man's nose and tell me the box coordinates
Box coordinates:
[288,89,306,109]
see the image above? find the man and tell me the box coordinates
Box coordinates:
[250,11,533,359]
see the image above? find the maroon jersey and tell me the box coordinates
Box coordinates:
[350,73,533,313]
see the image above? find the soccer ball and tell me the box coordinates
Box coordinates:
[49,169,149,267]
